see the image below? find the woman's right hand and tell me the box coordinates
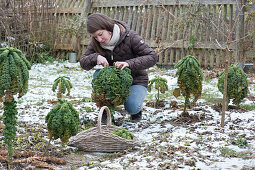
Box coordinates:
[97,55,109,67]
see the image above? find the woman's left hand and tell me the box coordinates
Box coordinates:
[115,62,129,70]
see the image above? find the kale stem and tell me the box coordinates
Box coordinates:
[43,136,53,156]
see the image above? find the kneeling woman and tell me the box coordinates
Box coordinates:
[80,13,158,121]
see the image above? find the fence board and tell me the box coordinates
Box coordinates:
[145,6,152,40]
[140,6,147,38]
[122,6,128,22]
[254,16,255,53]
[151,6,157,40]
[127,6,133,27]
[198,49,203,66]
[156,6,164,64]
[136,6,141,31]
[132,6,138,31]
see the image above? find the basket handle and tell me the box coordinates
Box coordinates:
[97,106,112,133]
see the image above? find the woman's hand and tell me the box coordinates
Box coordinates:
[115,61,129,70]
[97,55,109,67]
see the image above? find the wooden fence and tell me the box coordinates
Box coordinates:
[0,0,57,61]
[2,0,254,68]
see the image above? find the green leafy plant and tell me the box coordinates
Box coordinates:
[92,65,133,117]
[84,106,94,112]
[219,147,249,158]
[147,75,168,106]
[230,136,249,149]
[173,55,203,113]
[78,97,92,103]
[218,64,248,106]
[241,104,255,111]
[44,99,80,154]
[0,47,31,101]
[52,76,73,98]
[112,128,134,140]
[0,47,31,169]
[187,35,197,51]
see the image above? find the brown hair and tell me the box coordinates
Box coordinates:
[87,13,116,55]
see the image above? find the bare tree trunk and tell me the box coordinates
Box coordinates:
[221,0,245,127]
[221,47,230,127]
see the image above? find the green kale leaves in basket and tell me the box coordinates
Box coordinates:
[113,128,134,140]
[92,65,133,108]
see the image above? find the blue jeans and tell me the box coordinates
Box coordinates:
[93,69,147,115]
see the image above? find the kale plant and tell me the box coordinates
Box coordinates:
[44,99,80,154]
[0,47,31,101]
[147,75,168,107]
[45,99,80,143]
[173,55,203,113]
[218,64,248,106]
[92,65,133,113]
[0,47,31,169]
[52,76,72,98]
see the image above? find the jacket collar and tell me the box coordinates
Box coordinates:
[114,20,130,47]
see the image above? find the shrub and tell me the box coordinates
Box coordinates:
[217,64,248,106]
[173,55,203,113]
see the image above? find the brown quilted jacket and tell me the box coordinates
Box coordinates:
[80,21,158,87]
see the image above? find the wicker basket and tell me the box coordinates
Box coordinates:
[69,106,139,152]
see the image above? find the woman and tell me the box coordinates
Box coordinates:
[80,13,158,121]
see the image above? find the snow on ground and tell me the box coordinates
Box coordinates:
[1,60,255,169]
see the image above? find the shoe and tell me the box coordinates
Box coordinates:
[131,111,142,121]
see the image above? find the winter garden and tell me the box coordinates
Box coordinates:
[1,0,255,170]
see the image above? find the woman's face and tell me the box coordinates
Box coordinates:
[92,29,112,45]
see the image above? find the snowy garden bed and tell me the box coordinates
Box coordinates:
[0,60,255,169]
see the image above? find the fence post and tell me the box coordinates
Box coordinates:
[76,0,92,60]
[253,15,255,53]
[235,0,245,65]
[252,6,255,69]
[82,0,92,17]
